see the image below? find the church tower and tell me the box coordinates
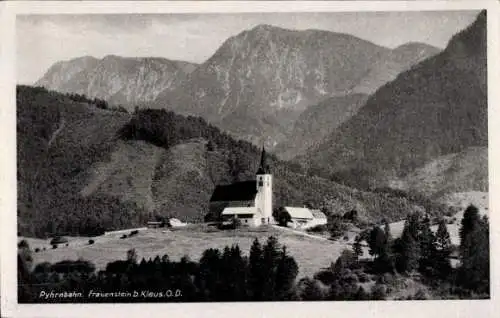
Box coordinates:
[256,146,273,224]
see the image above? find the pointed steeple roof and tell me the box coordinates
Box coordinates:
[257,145,270,174]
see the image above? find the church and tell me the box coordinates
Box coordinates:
[208,147,274,227]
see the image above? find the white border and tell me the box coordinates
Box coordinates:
[1,1,499,318]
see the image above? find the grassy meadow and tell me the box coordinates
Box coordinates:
[21,225,370,279]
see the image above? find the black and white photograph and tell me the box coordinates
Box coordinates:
[1,0,498,317]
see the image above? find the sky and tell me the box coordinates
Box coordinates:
[16,11,480,84]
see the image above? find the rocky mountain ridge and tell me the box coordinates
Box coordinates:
[35,55,198,111]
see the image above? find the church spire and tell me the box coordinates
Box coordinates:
[257,145,270,174]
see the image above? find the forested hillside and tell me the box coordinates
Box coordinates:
[17,85,145,238]
[305,11,487,193]
[18,86,454,238]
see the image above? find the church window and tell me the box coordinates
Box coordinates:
[259,180,263,187]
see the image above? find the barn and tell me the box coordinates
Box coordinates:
[284,207,328,229]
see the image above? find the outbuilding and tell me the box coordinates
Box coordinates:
[221,207,263,227]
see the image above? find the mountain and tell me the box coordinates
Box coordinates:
[352,42,440,95]
[304,11,487,193]
[274,93,369,160]
[274,43,439,159]
[35,26,437,150]
[153,25,437,148]
[17,86,453,238]
[35,55,198,111]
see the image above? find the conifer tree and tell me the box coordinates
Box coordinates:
[435,219,452,252]
[383,219,392,242]
[397,218,421,274]
[434,219,452,279]
[368,227,386,257]
[196,248,221,300]
[418,216,436,274]
[229,245,248,300]
[248,238,264,300]
[459,205,480,254]
[127,248,138,264]
[275,246,299,300]
[262,236,281,300]
[353,235,363,259]
[459,215,489,294]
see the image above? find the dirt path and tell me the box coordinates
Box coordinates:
[271,225,330,241]
[47,117,66,147]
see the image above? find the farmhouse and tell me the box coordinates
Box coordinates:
[221,207,263,227]
[284,207,328,229]
[209,147,273,227]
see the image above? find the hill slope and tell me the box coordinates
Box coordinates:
[18,86,454,238]
[35,55,198,111]
[275,93,369,160]
[305,11,487,192]
[393,146,488,200]
[352,42,440,95]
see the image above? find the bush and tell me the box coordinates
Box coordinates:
[306,225,327,233]
[88,239,95,245]
[65,243,69,247]
[34,247,40,253]
[43,247,46,251]
[120,234,128,239]
[52,244,58,249]
[377,273,396,285]
[412,289,429,300]
[371,284,387,300]
[18,239,29,249]
[130,230,139,236]
[357,271,371,283]
[50,236,68,245]
[232,217,242,228]
[328,218,349,240]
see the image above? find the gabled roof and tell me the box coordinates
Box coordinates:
[222,207,261,216]
[284,207,314,219]
[311,209,327,219]
[210,180,257,202]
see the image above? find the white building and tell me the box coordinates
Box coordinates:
[284,207,328,229]
[310,209,328,227]
[221,207,263,227]
[209,147,273,227]
[209,147,328,230]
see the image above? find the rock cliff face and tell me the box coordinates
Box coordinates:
[305,11,487,191]
[36,55,197,111]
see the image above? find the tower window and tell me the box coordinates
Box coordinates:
[259,180,263,187]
